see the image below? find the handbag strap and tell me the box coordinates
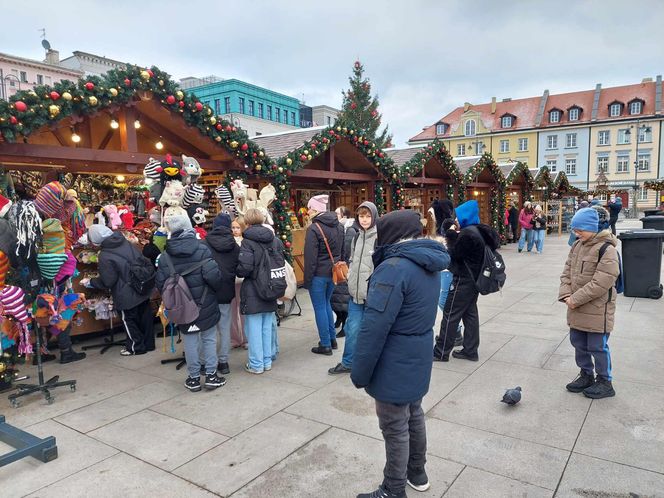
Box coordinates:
[315,222,335,265]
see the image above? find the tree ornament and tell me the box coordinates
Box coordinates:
[300,154,307,161]
[49,104,60,117]
[195,102,203,111]
[62,91,72,101]
[209,116,216,125]
[159,79,164,86]
[178,101,185,108]
[336,126,341,131]
[225,124,232,132]
[140,70,150,80]
[281,201,287,207]
[285,241,292,248]
[278,167,283,173]
[281,234,287,240]
[286,158,292,165]
[259,151,264,157]
[124,78,131,86]
[215,136,222,142]
[207,108,212,116]
[109,88,118,97]
[49,91,60,100]
[371,110,377,117]
[85,82,95,91]
[166,95,176,104]
[88,96,98,106]
[216,123,222,130]
[280,184,286,190]
[9,116,17,124]
[147,69,154,78]
[14,101,27,112]
[230,140,239,149]
[175,90,184,100]
[350,102,357,110]
[307,155,312,161]
[255,164,262,171]
[241,143,249,151]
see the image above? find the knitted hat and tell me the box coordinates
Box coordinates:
[0,285,29,324]
[41,219,66,254]
[7,200,42,262]
[0,193,12,218]
[35,181,66,219]
[215,185,235,215]
[143,157,161,181]
[87,224,113,245]
[456,200,480,228]
[570,208,600,233]
[166,214,192,233]
[55,251,77,283]
[37,253,69,280]
[579,200,589,208]
[182,184,204,208]
[213,213,232,229]
[307,194,329,212]
[376,210,423,246]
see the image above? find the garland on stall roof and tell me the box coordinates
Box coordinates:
[401,138,463,203]
[553,172,583,195]
[535,166,555,190]
[463,153,506,237]
[644,179,664,191]
[374,181,386,215]
[506,162,536,202]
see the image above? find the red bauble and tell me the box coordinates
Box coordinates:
[124,78,131,86]
[378,152,384,158]
[272,164,277,170]
[216,123,222,130]
[353,136,359,142]
[178,101,185,108]
[350,102,357,110]
[147,69,154,78]
[300,154,307,161]
[14,101,27,112]
[85,82,95,91]
[279,216,284,221]
[195,102,203,111]
[49,91,60,101]
[166,95,176,105]
[9,116,18,124]
[285,241,292,248]
[363,140,369,145]
[232,127,237,132]
[322,137,329,143]
[371,110,377,117]
[225,125,232,132]
[241,143,249,151]
[281,201,287,207]
[396,189,401,194]
[286,170,292,176]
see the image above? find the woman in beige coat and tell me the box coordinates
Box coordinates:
[559,207,619,399]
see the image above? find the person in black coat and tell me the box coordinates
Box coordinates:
[205,213,240,375]
[304,195,345,355]
[331,217,358,338]
[237,208,284,374]
[433,200,500,362]
[607,195,622,235]
[351,210,450,498]
[508,202,519,243]
[155,215,225,392]
[85,224,155,356]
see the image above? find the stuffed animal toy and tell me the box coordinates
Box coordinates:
[118,205,135,229]
[156,154,183,187]
[230,179,249,215]
[192,207,209,239]
[181,155,203,185]
[94,206,108,226]
[144,157,163,202]
[181,184,204,208]
[215,185,235,217]
[159,180,185,207]
[148,207,161,225]
[103,205,123,230]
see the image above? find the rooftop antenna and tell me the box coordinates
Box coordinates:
[39,29,51,51]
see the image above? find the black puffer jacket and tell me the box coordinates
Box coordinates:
[445,224,500,280]
[155,230,222,334]
[205,226,239,304]
[303,211,345,289]
[237,225,282,315]
[90,232,151,310]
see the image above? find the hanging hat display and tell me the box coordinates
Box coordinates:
[181,184,204,208]
[7,200,42,263]
[34,181,67,220]
[0,193,12,218]
[41,219,66,254]
[0,250,8,287]
[0,285,32,355]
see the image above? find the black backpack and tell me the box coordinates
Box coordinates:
[253,240,287,301]
[128,255,157,295]
[465,226,507,295]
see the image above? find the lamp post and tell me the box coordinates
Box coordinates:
[467,138,486,155]
[0,72,22,101]
[624,121,651,218]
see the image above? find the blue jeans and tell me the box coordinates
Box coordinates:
[216,303,231,363]
[439,271,454,312]
[341,299,365,368]
[532,230,545,253]
[570,329,612,381]
[244,312,273,372]
[309,276,336,347]
[271,313,279,361]
[518,228,533,251]
[183,326,217,378]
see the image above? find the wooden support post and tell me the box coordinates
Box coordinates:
[119,107,138,152]
[327,147,335,172]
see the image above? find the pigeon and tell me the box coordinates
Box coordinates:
[501,386,522,405]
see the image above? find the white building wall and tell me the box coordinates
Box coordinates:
[222,113,299,137]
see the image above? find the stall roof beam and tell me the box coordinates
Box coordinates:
[134,109,210,159]
[292,168,376,182]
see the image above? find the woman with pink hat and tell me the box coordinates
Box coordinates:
[304,195,345,356]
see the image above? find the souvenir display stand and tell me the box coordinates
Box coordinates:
[0,414,58,466]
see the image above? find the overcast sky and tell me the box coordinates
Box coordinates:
[2,0,663,147]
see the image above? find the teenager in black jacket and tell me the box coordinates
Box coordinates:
[205,213,239,375]
[85,224,155,356]
[303,195,345,356]
[155,215,225,392]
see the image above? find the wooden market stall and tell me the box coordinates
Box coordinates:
[499,161,534,211]
[0,65,270,336]
[457,154,506,232]
[548,171,578,235]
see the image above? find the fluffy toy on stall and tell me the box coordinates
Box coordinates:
[181,155,203,185]
[230,179,250,216]
[215,184,236,217]
[230,180,276,224]
[181,184,204,210]
[156,154,183,187]
[143,157,162,203]
[191,207,209,239]
[118,205,135,229]
[103,205,123,230]
[159,180,185,207]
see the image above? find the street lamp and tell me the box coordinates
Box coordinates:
[624,121,651,217]
[0,73,22,100]
[467,139,486,155]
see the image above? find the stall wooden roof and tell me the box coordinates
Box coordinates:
[252,127,324,159]
[386,147,423,167]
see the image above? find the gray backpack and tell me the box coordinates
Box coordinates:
[160,253,209,326]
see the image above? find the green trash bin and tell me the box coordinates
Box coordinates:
[617,229,664,299]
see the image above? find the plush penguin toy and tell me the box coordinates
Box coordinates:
[156,154,183,187]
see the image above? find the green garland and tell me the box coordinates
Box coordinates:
[374,181,386,215]
[463,153,507,236]
[401,138,462,203]
[644,179,664,191]
[506,162,536,201]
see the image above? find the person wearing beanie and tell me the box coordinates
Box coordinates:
[434,200,500,363]
[155,214,225,391]
[329,201,378,375]
[304,194,345,355]
[204,212,240,375]
[83,223,156,358]
[559,207,619,399]
[351,210,450,498]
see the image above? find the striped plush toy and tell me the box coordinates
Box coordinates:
[214,185,235,217]
[181,184,204,208]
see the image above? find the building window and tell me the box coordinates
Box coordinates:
[464,119,476,136]
[45,76,52,85]
[457,144,466,156]
[549,110,561,123]
[630,101,643,115]
[568,108,580,121]
[546,159,557,172]
[547,135,557,149]
[274,108,279,122]
[224,97,231,113]
[597,156,609,173]
[500,140,509,153]
[566,133,577,148]
[36,74,43,85]
[327,116,332,126]
[637,153,650,172]
[436,124,446,135]
[610,103,622,117]
[638,127,652,143]
[617,128,631,144]
[239,97,245,114]
[248,100,255,116]
[501,116,512,128]
[267,105,272,120]
[214,99,221,115]
[638,187,649,201]
[617,156,629,173]
[19,71,27,83]
[518,138,528,151]
[565,158,577,175]
[257,103,264,119]
[291,111,296,125]
[598,130,610,145]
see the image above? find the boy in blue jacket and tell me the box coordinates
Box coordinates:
[351,210,450,498]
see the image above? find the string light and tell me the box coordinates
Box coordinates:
[117,175,125,182]
[134,120,141,129]
[110,119,119,129]
[71,132,81,143]
[155,140,163,150]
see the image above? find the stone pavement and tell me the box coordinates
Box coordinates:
[1,221,663,497]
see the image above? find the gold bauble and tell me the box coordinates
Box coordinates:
[259,151,264,157]
[285,225,291,230]
[307,155,312,161]
[230,140,239,149]
[159,79,164,86]
[303,149,309,155]
[286,158,292,165]
[215,136,222,142]
[280,185,286,190]
[336,126,341,131]
[49,104,60,117]
[140,70,150,80]
[209,116,217,125]
[88,96,98,106]
[255,164,262,170]
[176,90,184,100]
[62,92,72,101]
[0,363,5,373]
[109,88,118,97]
[278,167,283,173]
[207,108,212,116]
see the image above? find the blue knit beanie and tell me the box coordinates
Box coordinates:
[570,208,599,233]
[213,213,232,229]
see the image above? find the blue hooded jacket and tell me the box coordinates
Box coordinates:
[456,200,480,228]
[351,238,450,404]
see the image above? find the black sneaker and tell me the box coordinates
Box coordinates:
[583,378,615,399]
[336,329,346,338]
[328,363,351,375]
[433,353,449,362]
[518,248,523,253]
[218,362,230,375]
[566,371,595,393]
[452,349,479,361]
[331,339,338,350]
[204,372,226,390]
[60,349,87,364]
[185,376,201,392]
[357,485,406,498]
[312,345,333,356]
[407,467,430,492]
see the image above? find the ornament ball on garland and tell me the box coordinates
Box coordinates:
[85,82,95,91]
[166,95,176,105]
[195,102,203,111]
[14,101,27,112]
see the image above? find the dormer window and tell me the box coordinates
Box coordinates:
[629,99,644,115]
[464,119,476,137]
[568,106,581,121]
[609,102,623,117]
[500,114,515,128]
[549,109,561,123]
[435,123,447,135]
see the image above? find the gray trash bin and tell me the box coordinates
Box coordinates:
[617,229,664,299]
[644,209,664,217]
[642,215,664,231]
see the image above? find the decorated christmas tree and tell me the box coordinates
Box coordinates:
[337,61,392,149]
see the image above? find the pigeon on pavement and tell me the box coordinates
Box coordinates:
[501,386,522,405]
